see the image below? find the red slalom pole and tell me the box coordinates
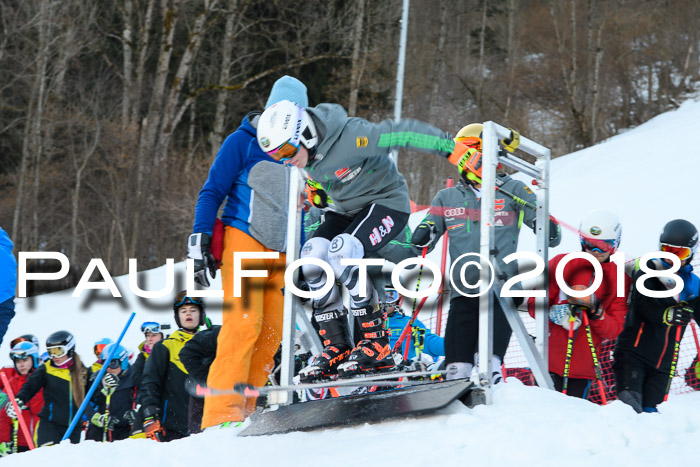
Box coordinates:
[1,372,35,450]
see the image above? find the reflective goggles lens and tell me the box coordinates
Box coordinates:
[269,140,300,160]
[47,346,68,358]
[581,237,616,254]
[94,343,108,357]
[660,243,692,261]
[174,296,203,309]
[107,359,122,370]
[10,352,32,361]
[141,322,161,334]
[456,136,482,150]
[385,289,399,304]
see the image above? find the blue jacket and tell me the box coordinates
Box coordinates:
[0,226,17,302]
[193,114,281,235]
[387,313,445,361]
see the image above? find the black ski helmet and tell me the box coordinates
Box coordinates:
[46,330,76,359]
[173,291,206,329]
[659,219,698,258]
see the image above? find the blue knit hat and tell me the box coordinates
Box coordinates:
[265,75,308,109]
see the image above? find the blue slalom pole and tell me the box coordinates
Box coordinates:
[62,312,136,441]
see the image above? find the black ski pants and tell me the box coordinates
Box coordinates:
[445,296,521,364]
[550,372,592,399]
[35,418,81,446]
[613,350,669,412]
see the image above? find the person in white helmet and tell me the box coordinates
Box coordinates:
[527,209,629,399]
[256,99,476,378]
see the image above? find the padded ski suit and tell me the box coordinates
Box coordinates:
[528,254,629,380]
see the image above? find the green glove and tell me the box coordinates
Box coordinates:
[91,412,107,428]
[0,441,12,457]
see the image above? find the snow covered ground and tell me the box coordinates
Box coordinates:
[3,97,700,464]
[5,382,700,466]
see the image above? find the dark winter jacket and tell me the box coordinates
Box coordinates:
[131,342,149,389]
[139,330,195,436]
[85,369,136,431]
[615,259,700,371]
[193,113,284,236]
[0,371,43,447]
[304,104,459,216]
[180,326,221,384]
[15,360,88,428]
[528,254,629,380]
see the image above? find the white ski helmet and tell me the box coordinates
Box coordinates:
[578,209,622,254]
[257,100,318,160]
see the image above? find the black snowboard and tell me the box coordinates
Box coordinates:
[239,378,474,437]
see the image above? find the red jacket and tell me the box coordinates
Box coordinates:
[0,371,43,447]
[528,254,629,380]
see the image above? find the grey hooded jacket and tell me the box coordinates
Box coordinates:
[415,175,547,299]
[305,104,457,216]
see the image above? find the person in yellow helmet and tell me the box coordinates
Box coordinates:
[412,123,561,384]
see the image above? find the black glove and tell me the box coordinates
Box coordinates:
[534,216,562,247]
[123,408,138,425]
[306,180,330,209]
[663,304,693,326]
[107,415,120,431]
[548,216,562,247]
[103,372,120,388]
[188,232,217,288]
[411,221,436,248]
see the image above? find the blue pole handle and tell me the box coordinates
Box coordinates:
[62,312,136,441]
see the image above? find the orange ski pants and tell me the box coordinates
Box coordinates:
[201,226,285,428]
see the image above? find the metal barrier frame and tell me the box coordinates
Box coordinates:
[478,122,554,404]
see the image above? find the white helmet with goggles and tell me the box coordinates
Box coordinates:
[257,100,317,160]
[578,209,622,255]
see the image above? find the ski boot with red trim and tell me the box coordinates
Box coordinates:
[298,309,352,382]
[338,304,395,377]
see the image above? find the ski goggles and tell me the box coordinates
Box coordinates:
[660,243,693,261]
[580,236,616,254]
[456,136,482,150]
[269,140,300,161]
[94,343,109,357]
[174,295,204,309]
[47,345,70,359]
[385,289,400,304]
[10,350,34,361]
[10,337,32,349]
[106,359,123,370]
[141,322,163,334]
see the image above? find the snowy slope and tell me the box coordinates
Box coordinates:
[516,97,700,258]
[3,98,700,465]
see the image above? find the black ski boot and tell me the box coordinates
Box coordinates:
[298,309,353,382]
[338,304,395,376]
